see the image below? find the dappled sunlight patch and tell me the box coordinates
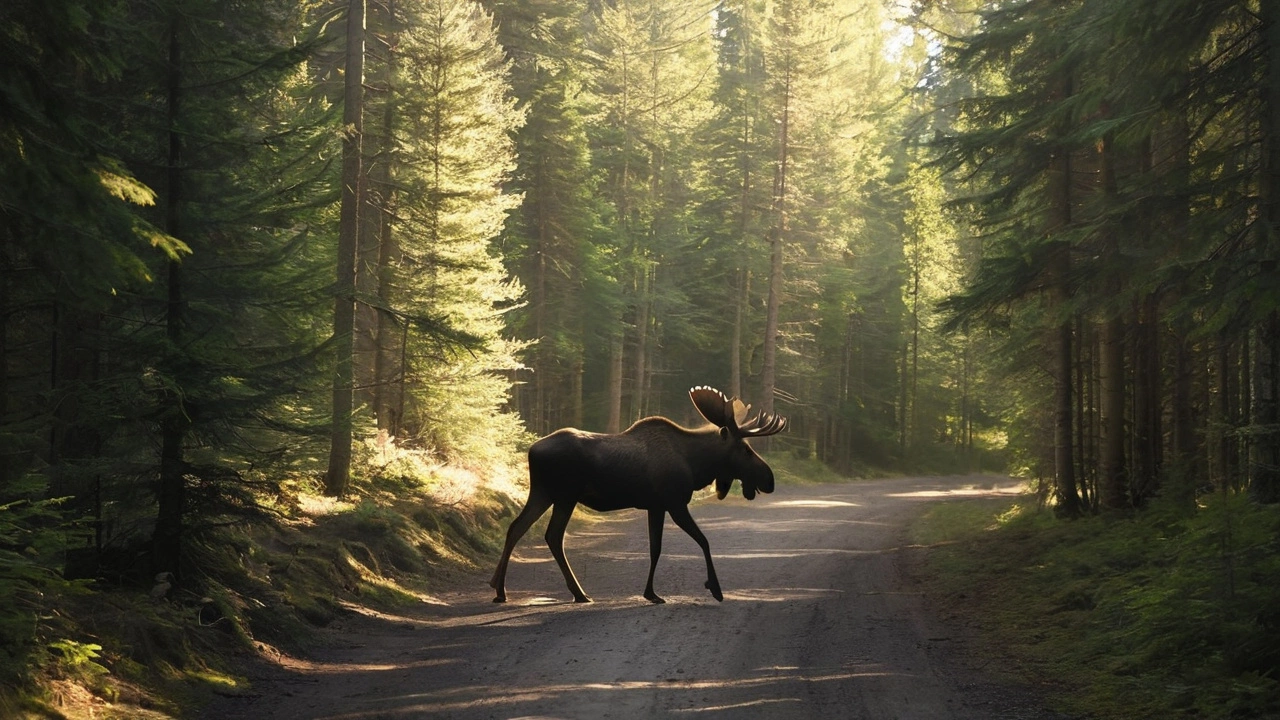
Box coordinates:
[510,554,554,565]
[672,697,804,713]
[994,503,1024,528]
[274,655,460,674]
[721,586,844,602]
[593,547,881,563]
[296,493,357,518]
[768,498,861,508]
[701,517,890,531]
[886,482,1029,499]
[337,594,450,625]
[707,548,881,559]
[321,665,902,716]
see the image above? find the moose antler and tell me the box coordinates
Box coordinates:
[689,386,788,438]
[736,408,787,437]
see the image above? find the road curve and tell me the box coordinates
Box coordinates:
[207,475,1063,720]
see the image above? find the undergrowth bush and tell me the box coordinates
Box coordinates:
[914,491,1280,719]
[0,476,95,707]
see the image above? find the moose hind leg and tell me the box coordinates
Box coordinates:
[643,508,666,604]
[668,505,722,602]
[545,501,591,603]
[490,489,552,603]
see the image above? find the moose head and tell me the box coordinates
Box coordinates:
[689,385,786,501]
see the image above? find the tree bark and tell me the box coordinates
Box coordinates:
[730,267,746,400]
[1099,311,1127,510]
[1251,0,1280,503]
[325,0,366,496]
[1048,73,1081,517]
[762,68,789,418]
[356,14,394,417]
[372,86,400,435]
[154,17,188,576]
[633,261,651,421]
[1098,134,1128,511]
[607,332,623,433]
[1132,294,1161,502]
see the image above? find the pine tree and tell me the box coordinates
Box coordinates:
[379,0,525,457]
[94,0,332,572]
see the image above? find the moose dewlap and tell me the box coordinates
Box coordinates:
[489,386,787,604]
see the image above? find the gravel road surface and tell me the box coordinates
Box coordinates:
[206,475,1066,719]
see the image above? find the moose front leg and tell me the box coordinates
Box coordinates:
[545,501,591,603]
[668,504,723,602]
[643,508,666,604]
[491,489,554,603]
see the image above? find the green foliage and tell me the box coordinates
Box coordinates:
[913,494,1280,719]
[765,450,866,486]
[0,476,109,706]
[380,0,528,454]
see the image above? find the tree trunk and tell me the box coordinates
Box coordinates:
[762,70,789,418]
[1214,334,1235,490]
[1099,312,1127,510]
[1047,70,1081,517]
[571,340,584,429]
[1098,134,1127,511]
[0,254,8,487]
[1075,315,1089,509]
[1171,321,1196,502]
[1155,69,1196,505]
[325,0,365,496]
[1132,294,1161,502]
[909,242,920,452]
[607,332,623,433]
[154,17,188,577]
[1054,311,1082,517]
[1251,0,1280,503]
[1253,316,1280,502]
[632,261,651,421]
[899,339,910,454]
[371,10,399,433]
[730,267,746,399]
[372,87,400,436]
[356,21,393,416]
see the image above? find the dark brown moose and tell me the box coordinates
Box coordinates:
[490,386,787,604]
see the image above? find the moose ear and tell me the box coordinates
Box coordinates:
[690,386,731,428]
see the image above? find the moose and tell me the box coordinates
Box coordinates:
[490,386,787,604]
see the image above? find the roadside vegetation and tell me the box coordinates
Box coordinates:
[912,491,1280,719]
[3,448,521,719]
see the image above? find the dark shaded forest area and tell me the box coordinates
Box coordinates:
[3,0,1280,716]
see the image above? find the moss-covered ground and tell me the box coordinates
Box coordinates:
[910,492,1280,719]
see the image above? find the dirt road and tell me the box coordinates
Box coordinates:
[207,475,1064,719]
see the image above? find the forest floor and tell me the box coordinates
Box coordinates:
[199,474,1072,719]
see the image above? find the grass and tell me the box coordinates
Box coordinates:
[10,451,523,719]
[910,492,1280,719]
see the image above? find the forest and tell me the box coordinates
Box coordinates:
[3,0,1280,716]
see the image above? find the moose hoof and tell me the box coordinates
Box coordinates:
[644,592,666,604]
[492,594,507,603]
[573,595,593,604]
[705,581,724,602]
